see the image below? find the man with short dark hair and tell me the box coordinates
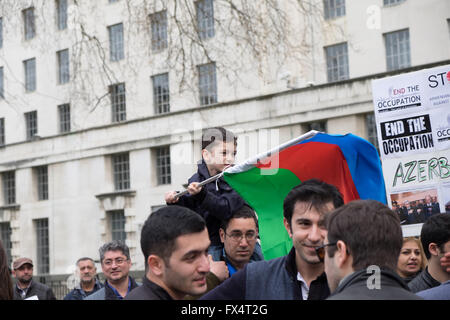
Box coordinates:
[12,257,56,300]
[64,257,103,300]
[85,240,139,300]
[409,213,450,293]
[125,205,211,300]
[201,179,343,300]
[323,200,421,300]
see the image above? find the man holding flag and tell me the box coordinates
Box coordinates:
[201,179,343,300]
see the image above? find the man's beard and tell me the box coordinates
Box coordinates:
[18,277,32,285]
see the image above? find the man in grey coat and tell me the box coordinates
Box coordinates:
[324,200,421,300]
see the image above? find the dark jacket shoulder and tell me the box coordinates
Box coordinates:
[408,267,441,293]
[328,268,422,300]
[125,277,173,300]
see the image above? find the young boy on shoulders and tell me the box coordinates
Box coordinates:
[165,127,262,260]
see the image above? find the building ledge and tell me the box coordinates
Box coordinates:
[95,190,136,200]
[0,204,20,211]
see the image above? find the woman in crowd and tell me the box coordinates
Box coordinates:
[396,237,427,284]
[0,240,13,300]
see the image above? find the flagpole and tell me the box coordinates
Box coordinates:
[173,130,319,199]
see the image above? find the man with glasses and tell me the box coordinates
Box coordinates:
[85,240,140,300]
[201,179,343,300]
[323,200,421,300]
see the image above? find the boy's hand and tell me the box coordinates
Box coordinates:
[187,182,202,195]
[208,255,229,282]
[165,191,179,204]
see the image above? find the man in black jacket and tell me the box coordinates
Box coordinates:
[125,206,211,300]
[323,200,421,300]
[201,179,343,300]
[409,213,450,293]
[12,257,56,300]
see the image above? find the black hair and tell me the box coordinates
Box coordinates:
[220,205,259,232]
[326,199,403,271]
[140,205,206,266]
[201,127,237,151]
[283,179,344,225]
[420,213,450,260]
[99,240,130,262]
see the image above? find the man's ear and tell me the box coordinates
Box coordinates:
[335,240,350,269]
[283,217,292,238]
[428,242,440,257]
[219,228,225,243]
[147,255,165,277]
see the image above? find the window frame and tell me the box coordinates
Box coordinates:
[197,62,217,106]
[108,23,124,62]
[325,42,349,82]
[152,73,170,114]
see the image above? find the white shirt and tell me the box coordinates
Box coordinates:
[297,272,310,300]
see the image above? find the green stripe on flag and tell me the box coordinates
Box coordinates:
[223,167,302,260]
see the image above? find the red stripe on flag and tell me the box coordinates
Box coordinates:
[256,142,360,203]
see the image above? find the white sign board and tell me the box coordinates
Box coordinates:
[372,65,450,236]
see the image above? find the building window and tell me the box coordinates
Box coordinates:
[305,121,327,133]
[24,58,36,92]
[108,23,124,61]
[323,0,346,19]
[150,10,168,51]
[0,66,4,98]
[384,29,410,71]
[56,0,67,30]
[152,73,170,114]
[0,118,4,146]
[109,210,126,241]
[23,7,36,40]
[365,113,380,153]
[57,49,70,84]
[198,62,217,106]
[156,146,171,185]
[35,218,49,274]
[2,171,15,205]
[112,153,130,191]
[25,111,38,141]
[110,83,126,122]
[58,103,70,133]
[35,165,48,201]
[383,0,405,5]
[0,222,12,266]
[196,0,215,40]
[325,42,349,82]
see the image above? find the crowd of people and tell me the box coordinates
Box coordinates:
[392,196,440,225]
[1,127,449,300]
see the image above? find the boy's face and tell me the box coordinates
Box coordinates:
[202,141,237,175]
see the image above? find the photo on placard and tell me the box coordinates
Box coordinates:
[440,183,450,214]
[390,189,440,225]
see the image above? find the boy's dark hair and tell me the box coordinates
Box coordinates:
[202,127,237,151]
[326,200,403,271]
[99,240,130,262]
[283,179,344,225]
[220,205,259,232]
[141,205,206,266]
[420,213,450,260]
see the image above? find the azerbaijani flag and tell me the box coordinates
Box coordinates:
[223,131,386,260]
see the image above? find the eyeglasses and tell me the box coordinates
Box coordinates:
[102,258,127,267]
[225,231,258,242]
[315,242,337,263]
